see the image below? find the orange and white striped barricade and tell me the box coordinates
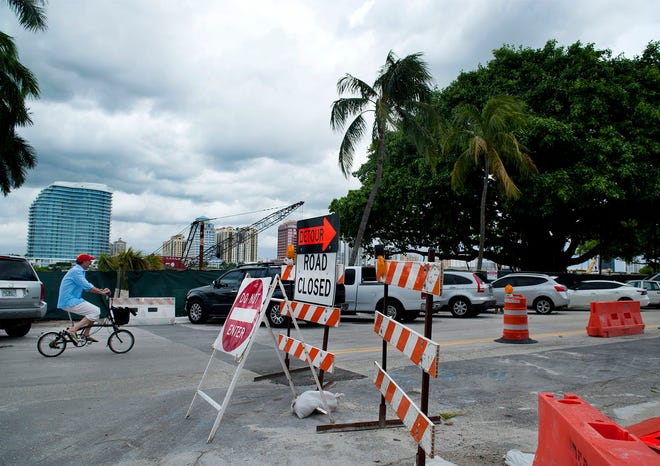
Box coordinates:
[280,300,341,327]
[277,334,335,373]
[373,361,436,457]
[380,260,443,297]
[374,312,439,377]
[280,264,295,281]
[317,252,445,464]
[276,299,341,387]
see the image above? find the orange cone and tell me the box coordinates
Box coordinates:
[495,286,536,344]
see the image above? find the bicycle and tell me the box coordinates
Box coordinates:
[37,296,137,357]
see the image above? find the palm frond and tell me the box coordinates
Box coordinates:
[338,115,368,177]
[6,0,47,32]
[330,97,369,130]
[336,74,377,101]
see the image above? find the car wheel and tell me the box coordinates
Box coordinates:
[533,297,555,315]
[266,301,289,328]
[4,321,31,337]
[187,299,208,324]
[381,299,405,321]
[449,297,471,318]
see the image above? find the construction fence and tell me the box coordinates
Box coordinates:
[39,270,221,319]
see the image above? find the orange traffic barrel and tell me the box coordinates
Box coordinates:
[495,288,536,344]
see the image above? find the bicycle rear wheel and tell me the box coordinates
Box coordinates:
[37,331,67,357]
[108,329,134,354]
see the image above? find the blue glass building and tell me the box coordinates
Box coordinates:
[27,182,113,262]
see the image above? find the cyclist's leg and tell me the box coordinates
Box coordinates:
[65,301,101,337]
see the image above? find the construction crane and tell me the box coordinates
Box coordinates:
[181,201,304,269]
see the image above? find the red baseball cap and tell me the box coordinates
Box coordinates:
[76,253,96,263]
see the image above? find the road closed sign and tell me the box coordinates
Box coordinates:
[295,214,340,307]
[213,277,271,358]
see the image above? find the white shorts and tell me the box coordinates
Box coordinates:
[66,301,101,321]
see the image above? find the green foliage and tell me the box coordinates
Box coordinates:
[333,40,660,271]
[97,248,163,293]
[434,40,660,270]
[330,132,480,261]
[443,95,537,269]
[0,0,46,195]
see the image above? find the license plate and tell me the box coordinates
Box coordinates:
[1,288,17,297]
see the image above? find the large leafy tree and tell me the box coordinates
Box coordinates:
[0,0,46,195]
[440,41,660,270]
[330,50,434,265]
[443,96,538,270]
[333,41,660,271]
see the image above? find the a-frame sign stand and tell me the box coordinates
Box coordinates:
[186,274,335,442]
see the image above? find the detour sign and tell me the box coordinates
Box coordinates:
[215,277,271,358]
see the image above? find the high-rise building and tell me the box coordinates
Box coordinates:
[27,182,112,264]
[162,234,186,258]
[110,238,127,255]
[277,220,297,260]
[215,226,257,263]
[187,217,216,261]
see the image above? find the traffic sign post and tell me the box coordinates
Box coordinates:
[187,272,339,443]
[214,278,270,360]
[294,214,340,307]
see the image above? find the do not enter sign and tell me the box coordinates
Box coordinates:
[213,277,271,358]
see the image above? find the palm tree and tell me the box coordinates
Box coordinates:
[443,95,538,270]
[0,0,46,195]
[331,51,434,265]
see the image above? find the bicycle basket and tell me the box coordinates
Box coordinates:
[111,306,133,325]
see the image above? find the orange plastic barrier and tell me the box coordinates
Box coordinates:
[586,301,645,337]
[627,417,660,452]
[533,393,660,465]
[495,293,536,344]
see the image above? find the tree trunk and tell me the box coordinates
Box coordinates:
[477,154,490,270]
[349,135,385,266]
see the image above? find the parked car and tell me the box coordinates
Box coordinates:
[0,255,47,337]
[490,273,568,314]
[625,280,660,307]
[567,280,649,309]
[433,270,495,318]
[184,263,345,328]
[645,272,660,282]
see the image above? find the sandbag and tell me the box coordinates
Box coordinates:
[290,390,343,419]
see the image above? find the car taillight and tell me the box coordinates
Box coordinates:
[40,283,45,300]
[473,274,483,293]
[554,285,566,292]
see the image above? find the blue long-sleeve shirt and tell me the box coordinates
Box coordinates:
[57,264,94,308]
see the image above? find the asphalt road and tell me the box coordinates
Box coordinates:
[1,308,659,465]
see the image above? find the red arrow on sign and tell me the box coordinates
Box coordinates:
[298,217,337,251]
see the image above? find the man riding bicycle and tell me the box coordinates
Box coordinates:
[57,253,111,342]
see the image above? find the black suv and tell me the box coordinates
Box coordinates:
[185,263,345,328]
[0,256,47,337]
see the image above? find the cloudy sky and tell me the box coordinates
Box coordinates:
[1,0,657,260]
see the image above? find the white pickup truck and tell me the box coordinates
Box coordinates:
[342,266,426,322]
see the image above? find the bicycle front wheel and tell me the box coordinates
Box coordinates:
[37,331,67,357]
[108,329,134,354]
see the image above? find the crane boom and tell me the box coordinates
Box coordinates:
[182,201,304,268]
